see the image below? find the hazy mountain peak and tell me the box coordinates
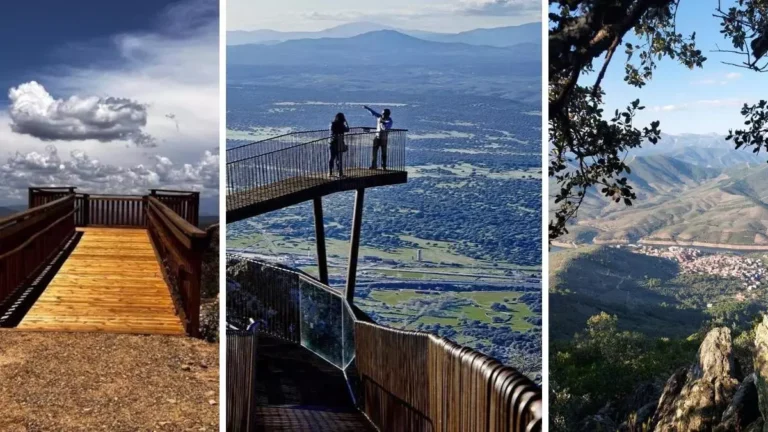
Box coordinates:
[226,21,540,48]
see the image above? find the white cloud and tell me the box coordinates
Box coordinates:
[0,146,218,201]
[270,0,540,31]
[457,0,539,16]
[651,99,743,112]
[9,81,155,147]
[691,72,742,86]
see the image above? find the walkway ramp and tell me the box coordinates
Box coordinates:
[18,228,184,335]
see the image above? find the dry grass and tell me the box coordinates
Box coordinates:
[0,331,218,431]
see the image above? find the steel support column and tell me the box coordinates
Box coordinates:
[313,197,329,285]
[345,189,365,303]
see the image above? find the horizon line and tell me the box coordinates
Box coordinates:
[227,20,541,35]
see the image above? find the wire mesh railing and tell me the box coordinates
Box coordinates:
[226,129,407,212]
[225,255,542,432]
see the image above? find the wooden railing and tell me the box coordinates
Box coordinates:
[77,194,147,227]
[147,196,209,337]
[29,187,200,228]
[150,189,200,227]
[226,330,259,431]
[226,256,542,431]
[0,195,76,305]
[356,321,542,432]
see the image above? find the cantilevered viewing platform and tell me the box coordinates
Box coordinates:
[0,187,210,337]
[225,127,541,431]
[226,128,408,222]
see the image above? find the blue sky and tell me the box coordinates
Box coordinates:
[0,1,181,95]
[0,0,219,204]
[595,1,768,135]
[228,0,540,33]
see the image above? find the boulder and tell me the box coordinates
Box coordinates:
[754,315,768,432]
[714,373,759,432]
[653,327,740,431]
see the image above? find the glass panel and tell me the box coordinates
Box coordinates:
[342,300,356,369]
[299,278,343,368]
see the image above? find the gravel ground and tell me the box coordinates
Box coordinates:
[0,331,219,431]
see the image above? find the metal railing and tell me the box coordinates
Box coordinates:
[226,255,542,432]
[226,129,407,212]
[228,128,374,163]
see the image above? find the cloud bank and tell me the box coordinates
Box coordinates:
[458,0,539,16]
[0,146,218,201]
[9,82,155,147]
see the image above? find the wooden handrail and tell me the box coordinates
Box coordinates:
[0,207,76,261]
[148,197,206,238]
[0,195,76,305]
[0,195,73,229]
[151,189,200,195]
[355,321,542,431]
[147,197,208,337]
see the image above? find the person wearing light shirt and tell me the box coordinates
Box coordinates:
[363,105,393,170]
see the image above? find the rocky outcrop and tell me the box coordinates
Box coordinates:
[651,367,689,428]
[714,373,759,432]
[755,315,768,432]
[653,327,740,431]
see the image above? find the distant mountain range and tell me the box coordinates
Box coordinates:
[228,29,538,68]
[228,22,541,48]
[557,134,768,246]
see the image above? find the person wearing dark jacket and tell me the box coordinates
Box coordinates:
[363,105,393,169]
[329,112,349,177]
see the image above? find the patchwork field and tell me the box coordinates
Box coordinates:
[359,289,535,333]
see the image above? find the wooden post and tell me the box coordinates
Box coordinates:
[345,189,365,303]
[82,194,90,227]
[313,197,329,285]
[192,192,200,227]
[187,258,202,338]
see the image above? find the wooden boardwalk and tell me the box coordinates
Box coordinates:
[17,227,184,335]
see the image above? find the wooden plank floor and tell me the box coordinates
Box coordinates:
[17,227,185,335]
